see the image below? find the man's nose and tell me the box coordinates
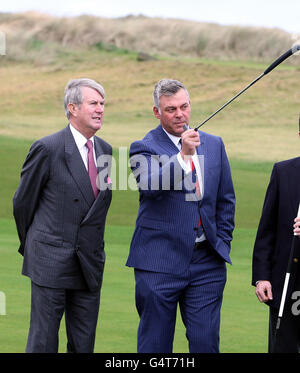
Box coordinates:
[95,103,104,112]
[175,108,183,117]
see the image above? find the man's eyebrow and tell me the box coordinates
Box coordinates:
[165,102,188,109]
[88,98,105,103]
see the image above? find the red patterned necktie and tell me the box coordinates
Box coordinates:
[190,158,201,197]
[179,137,202,232]
[85,140,99,198]
[190,158,202,229]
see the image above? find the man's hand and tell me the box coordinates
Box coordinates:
[255,280,273,303]
[180,129,200,161]
[293,217,300,236]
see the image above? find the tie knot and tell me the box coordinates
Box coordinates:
[86,140,93,151]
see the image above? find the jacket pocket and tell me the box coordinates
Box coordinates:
[34,230,62,247]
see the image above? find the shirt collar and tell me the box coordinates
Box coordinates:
[69,123,94,150]
[162,127,182,149]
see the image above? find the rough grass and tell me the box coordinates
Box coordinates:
[0,50,299,162]
[0,20,299,353]
[0,11,298,64]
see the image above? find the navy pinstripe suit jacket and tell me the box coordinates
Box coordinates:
[126,125,235,274]
[13,125,112,292]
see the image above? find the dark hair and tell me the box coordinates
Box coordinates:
[153,79,189,112]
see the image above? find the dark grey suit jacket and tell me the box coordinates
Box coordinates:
[252,157,300,308]
[13,125,112,292]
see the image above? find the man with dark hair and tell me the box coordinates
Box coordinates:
[252,116,300,352]
[13,78,112,353]
[127,79,235,352]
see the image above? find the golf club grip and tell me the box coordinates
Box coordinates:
[263,48,293,75]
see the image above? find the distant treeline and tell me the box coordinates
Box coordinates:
[0,11,298,64]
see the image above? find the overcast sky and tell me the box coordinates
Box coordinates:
[1,0,300,34]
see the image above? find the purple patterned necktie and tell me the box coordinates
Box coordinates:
[85,140,99,198]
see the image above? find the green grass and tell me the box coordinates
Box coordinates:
[1,136,273,228]
[1,52,300,162]
[0,137,272,353]
[230,159,273,228]
[0,50,293,353]
[0,219,268,353]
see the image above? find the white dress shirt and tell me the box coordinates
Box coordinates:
[162,128,206,242]
[162,128,204,198]
[69,124,97,170]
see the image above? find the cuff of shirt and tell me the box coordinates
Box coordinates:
[177,152,192,174]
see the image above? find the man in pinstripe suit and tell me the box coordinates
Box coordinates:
[13,78,112,353]
[126,79,235,352]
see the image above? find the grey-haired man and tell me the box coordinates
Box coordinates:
[13,78,112,352]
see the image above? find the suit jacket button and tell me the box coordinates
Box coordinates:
[193,227,198,231]
[74,198,79,202]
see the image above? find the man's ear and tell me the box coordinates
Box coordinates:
[67,103,77,117]
[153,106,161,120]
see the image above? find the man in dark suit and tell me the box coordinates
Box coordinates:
[252,124,300,353]
[13,78,112,353]
[126,79,235,352]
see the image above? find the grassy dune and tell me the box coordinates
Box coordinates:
[1,12,297,63]
[1,12,299,162]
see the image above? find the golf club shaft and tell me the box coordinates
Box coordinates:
[184,45,300,132]
[194,73,264,130]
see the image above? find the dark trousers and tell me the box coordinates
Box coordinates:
[269,305,300,353]
[26,281,101,353]
[134,241,226,353]
[269,271,300,353]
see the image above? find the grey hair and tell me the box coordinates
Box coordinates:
[64,78,105,119]
[153,79,190,112]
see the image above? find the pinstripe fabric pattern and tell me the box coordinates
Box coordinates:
[135,243,226,352]
[127,125,235,274]
[26,282,101,353]
[127,124,235,352]
[13,125,112,292]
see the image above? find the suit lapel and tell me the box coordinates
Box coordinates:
[94,136,110,204]
[94,136,103,160]
[156,125,181,155]
[82,136,111,223]
[64,126,95,207]
[288,158,300,216]
[155,125,206,200]
[94,136,109,176]
[196,131,206,200]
